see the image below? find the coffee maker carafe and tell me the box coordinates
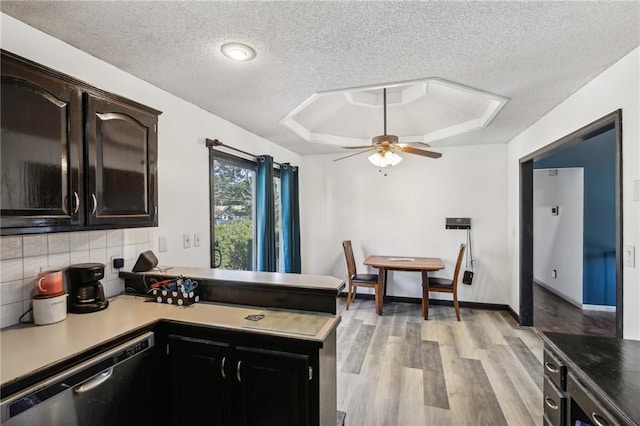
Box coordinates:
[66,263,109,313]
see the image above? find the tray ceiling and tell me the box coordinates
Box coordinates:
[1,1,638,155]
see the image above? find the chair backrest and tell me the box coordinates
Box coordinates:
[342,240,357,278]
[451,243,467,290]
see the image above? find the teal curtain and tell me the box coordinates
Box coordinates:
[256,155,276,271]
[281,163,301,273]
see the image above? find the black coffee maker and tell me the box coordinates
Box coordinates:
[66,263,109,313]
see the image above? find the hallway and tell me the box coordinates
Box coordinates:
[533,282,616,337]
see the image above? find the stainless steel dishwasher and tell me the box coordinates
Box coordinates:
[0,331,156,426]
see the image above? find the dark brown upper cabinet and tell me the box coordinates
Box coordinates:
[1,53,83,231]
[1,51,161,235]
[85,93,157,227]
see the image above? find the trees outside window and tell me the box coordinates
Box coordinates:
[212,156,282,271]
[213,160,255,270]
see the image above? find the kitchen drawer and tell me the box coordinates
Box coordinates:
[567,372,621,426]
[544,348,566,390]
[543,375,567,426]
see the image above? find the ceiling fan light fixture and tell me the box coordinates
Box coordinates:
[368,152,387,168]
[221,42,256,61]
[368,151,402,168]
[384,151,402,166]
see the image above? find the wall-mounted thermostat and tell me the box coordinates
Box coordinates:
[446,217,471,230]
[551,206,559,216]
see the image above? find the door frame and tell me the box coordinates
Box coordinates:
[519,109,623,337]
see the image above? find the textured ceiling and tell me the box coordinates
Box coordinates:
[2,1,638,155]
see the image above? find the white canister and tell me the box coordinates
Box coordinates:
[33,293,68,325]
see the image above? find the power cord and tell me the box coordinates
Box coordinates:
[19,307,34,324]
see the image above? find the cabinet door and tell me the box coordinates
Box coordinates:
[168,335,230,426]
[1,53,82,234]
[234,346,310,426]
[85,92,158,227]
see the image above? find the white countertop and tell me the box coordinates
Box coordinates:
[125,267,345,292]
[0,295,340,389]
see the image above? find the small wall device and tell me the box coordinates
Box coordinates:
[446,218,471,230]
[132,250,159,272]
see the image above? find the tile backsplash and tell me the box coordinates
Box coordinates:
[0,228,154,329]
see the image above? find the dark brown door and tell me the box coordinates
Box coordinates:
[168,335,231,426]
[1,53,82,233]
[234,346,310,426]
[85,92,158,227]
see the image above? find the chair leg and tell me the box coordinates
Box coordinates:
[453,292,461,321]
[374,285,382,316]
[346,283,353,310]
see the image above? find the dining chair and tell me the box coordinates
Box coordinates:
[424,243,466,321]
[342,240,382,314]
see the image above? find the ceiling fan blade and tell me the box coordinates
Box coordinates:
[333,148,376,162]
[398,141,431,148]
[342,145,376,149]
[400,146,443,159]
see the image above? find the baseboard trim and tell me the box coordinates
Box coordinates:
[338,292,512,312]
[582,304,616,312]
[533,279,582,308]
[507,306,520,323]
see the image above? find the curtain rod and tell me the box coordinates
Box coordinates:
[206,138,282,167]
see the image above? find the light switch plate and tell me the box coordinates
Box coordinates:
[158,236,167,253]
[194,233,201,247]
[183,234,191,249]
[624,245,635,268]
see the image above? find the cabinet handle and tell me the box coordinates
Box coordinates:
[91,193,97,214]
[544,397,558,410]
[544,362,558,373]
[236,360,242,383]
[592,413,609,426]
[73,192,80,214]
[221,357,226,379]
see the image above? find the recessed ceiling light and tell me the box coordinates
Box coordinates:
[221,42,256,61]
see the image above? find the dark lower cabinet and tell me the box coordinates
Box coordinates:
[163,324,331,426]
[234,346,309,426]
[168,335,230,426]
[541,333,639,426]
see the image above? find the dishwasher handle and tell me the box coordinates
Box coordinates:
[73,368,113,394]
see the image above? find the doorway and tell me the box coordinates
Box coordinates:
[519,110,623,337]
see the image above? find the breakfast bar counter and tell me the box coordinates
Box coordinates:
[120,266,346,314]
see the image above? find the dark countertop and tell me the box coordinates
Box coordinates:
[541,332,640,425]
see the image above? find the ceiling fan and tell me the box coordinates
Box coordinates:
[334,87,442,166]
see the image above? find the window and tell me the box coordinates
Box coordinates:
[212,154,256,270]
[210,151,282,271]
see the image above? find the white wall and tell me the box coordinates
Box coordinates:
[507,47,640,339]
[300,144,510,304]
[533,168,584,306]
[0,14,301,270]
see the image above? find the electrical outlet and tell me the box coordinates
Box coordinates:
[183,234,191,249]
[194,233,201,247]
[158,236,167,253]
[111,256,124,274]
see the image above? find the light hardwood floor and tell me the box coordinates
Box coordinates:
[336,298,543,426]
